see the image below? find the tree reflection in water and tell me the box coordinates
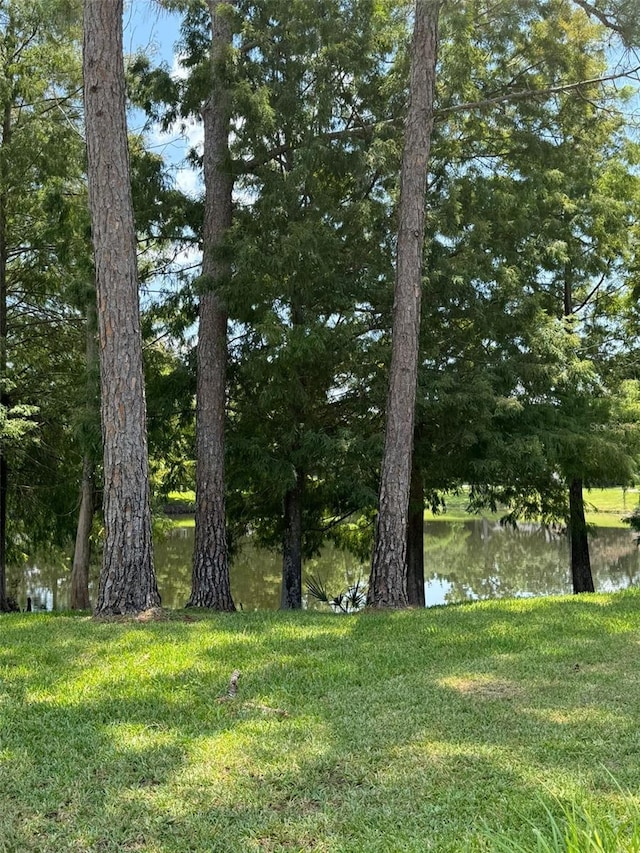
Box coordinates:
[424,520,640,605]
[9,520,640,611]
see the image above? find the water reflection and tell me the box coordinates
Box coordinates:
[425,520,640,604]
[8,519,640,611]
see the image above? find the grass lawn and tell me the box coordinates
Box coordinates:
[426,487,639,529]
[2,592,640,851]
[165,488,639,531]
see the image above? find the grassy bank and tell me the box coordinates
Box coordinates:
[165,488,639,529]
[2,592,640,851]
[426,487,639,528]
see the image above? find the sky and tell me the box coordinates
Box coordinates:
[124,1,181,67]
[123,2,204,300]
[124,1,203,200]
[121,2,640,202]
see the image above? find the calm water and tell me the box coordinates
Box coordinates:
[10,519,640,611]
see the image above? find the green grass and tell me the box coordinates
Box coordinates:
[164,492,196,516]
[165,488,638,531]
[168,516,196,528]
[2,592,640,851]
[482,791,640,851]
[426,487,639,529]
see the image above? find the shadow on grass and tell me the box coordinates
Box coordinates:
[1,591,639,851]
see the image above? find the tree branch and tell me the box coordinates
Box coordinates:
[237,65,639,174]
[438,64,640,116]
[239,124,377,173]
[571,0,633,45]
[573,267,611,314]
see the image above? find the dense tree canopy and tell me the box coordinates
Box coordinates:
[0,0,639,612]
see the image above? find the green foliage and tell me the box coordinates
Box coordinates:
[0,397,38,446]
[416,0,640,522]
[216,0,398,553]
[123,0,640,572]
[143,338,196,500]
[2,0,640,594]
[305,572,366,612]
[0,0,90,556]
[126,52,181,130]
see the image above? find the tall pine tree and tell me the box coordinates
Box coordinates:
[84,0,160,615]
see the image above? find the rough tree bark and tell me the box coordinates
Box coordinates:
[83,0,160,615]
[188,0,235,610]
[368,0,441,608]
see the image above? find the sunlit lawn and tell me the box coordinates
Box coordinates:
[166,488,638,531]
[2,592,640,851]
[425,487,639,529]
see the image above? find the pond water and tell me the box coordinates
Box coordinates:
[9,518,640,612]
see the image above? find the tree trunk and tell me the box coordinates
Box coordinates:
[83,0,160,615]
[70,455,94,610]
[188,0,235,610]
[281,470,303,610]
[569,477,595,593]
[368,0,440,607]
[0,448,6,613]
[406,457,425,606]
[563,270,594,594]
[0,95,10,612]
[70,291,98,610]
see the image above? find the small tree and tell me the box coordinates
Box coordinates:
[221,0,396,608]
[0,0,87,611]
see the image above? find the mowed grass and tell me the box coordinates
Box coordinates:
[426,487,640,528]
[2,593,640,852]
[165,488,638,530]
